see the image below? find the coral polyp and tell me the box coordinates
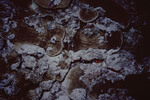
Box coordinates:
[78,8,99,23]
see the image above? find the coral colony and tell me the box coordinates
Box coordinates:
[0,0,150,100]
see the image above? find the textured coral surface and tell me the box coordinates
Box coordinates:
[0,0,150,100]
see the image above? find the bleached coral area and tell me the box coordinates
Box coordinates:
[0,0,150,100]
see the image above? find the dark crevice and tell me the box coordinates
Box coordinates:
[39,80,57,100]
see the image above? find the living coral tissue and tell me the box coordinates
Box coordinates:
[0,0,150,100]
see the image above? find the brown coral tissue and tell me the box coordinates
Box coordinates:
[0,0,150,100]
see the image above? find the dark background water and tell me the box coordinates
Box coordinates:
[134,0,150,61]
[127,1,150,100]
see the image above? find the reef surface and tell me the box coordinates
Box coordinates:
[0,0,150,100]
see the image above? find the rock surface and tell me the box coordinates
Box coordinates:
[0,0,149,100]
